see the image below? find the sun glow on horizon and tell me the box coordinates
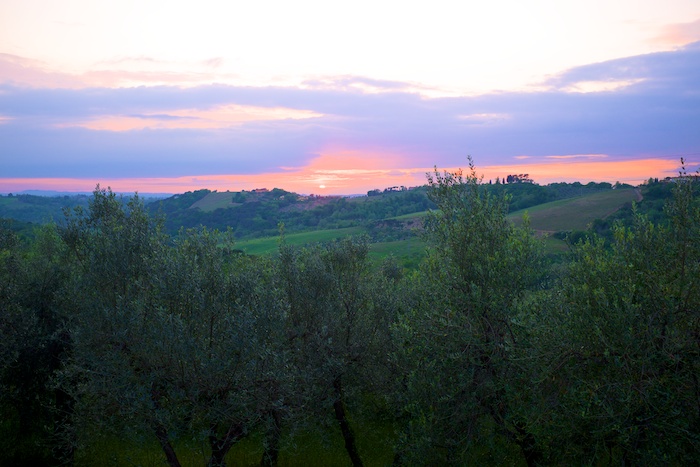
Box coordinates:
[0,157,690,197]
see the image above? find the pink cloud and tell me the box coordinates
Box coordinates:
[1,157,686,197]
[0,53,240,89]
[653,18,700,47]
[480,158,683,185]
[0,53,86,88]
[58,105,324,131]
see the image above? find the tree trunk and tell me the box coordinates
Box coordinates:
[208,441,228,467]
[516,429,544,467]
[53,386,76,465]
[261,408,283,467]
[153,422,182,467]
[333,376,364,467]
[503,418,543,467]
[150,384,181,467]
[208,423,244,467]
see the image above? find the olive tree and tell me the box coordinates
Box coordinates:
[278,236,396,467]
[59,187,285,466]
[0,222,72,465]
[394,160,546,465]
[548,164,700,464]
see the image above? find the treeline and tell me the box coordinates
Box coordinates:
[149,181,620,239]
[2,180,623,242]
[1,162,699,465]
[150,187,436,239]
[563,179,699,245]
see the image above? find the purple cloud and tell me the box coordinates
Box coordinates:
[1,41,699,181]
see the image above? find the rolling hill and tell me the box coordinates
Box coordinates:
[2,181,671,266]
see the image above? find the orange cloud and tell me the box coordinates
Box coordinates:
[480,157,684,185]
[0,150,429,196]
[1,157,689,197]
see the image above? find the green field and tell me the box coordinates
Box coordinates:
[508,188,638,232]
[236,226,427,268]
[189,191,238,211]
[235,227,364,255]
[236,189,639,261]
[389,210,428,221]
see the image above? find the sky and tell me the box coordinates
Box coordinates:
[1,0,700,195]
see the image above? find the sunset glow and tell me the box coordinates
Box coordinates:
[1,1,699,195]
[0,156,689,198]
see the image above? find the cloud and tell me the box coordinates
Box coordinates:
[0,53,241,89]
[0,53,86,88]
[300,75,439,95]
[653,18,700,47]
[544,154,608,160]
[57,105,324,131]
[97,56,166,66]
[543,40,700,93]
[201,57,224,69]
[479,158,684,185]
[0,42,698,193]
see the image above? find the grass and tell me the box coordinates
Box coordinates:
[541,234,570,256]
[368,237,427,269]
[230,188,636,262]
[507,189,639,256]
[235,227,364,255]
[236,226,427,270]
[75,415,396,467]
[189,191,237,212]
[508,188,638,232]
[388,211,428,221]
[0,197,18,207]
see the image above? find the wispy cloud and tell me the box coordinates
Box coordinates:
[201,57,224,69]
[57,105,324,131]
[1,42,698,193]
[0,53,86,88]
[544,154,608,160]
[653,18,700,47]
[543,40,700,93]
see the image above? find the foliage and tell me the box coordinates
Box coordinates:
[0,222,72,465]
[394,159,546,465]
[3,161,699,465]
[58,187,286,466]
[278,236,399,466]
[545,164,700,464]
[0,193,90,224]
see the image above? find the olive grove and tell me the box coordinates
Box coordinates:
[0,161,698,466]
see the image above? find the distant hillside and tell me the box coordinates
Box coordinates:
[509,188,640,232]
[2,180,677,259]
[235,184,645,263]
[148,187,436,238]
[0,193,91,224]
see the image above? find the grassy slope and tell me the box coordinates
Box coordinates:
[508,188,638,232]
[236,189,638,260]
[236,226,428,268]
[507,188,639,255]
[235,227,364,255]
[189,191,237,212]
